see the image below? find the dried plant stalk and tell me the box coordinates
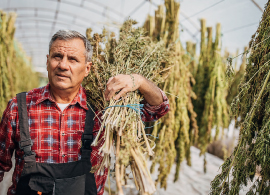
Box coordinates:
[193,21,229,158]
[211,1,270,194]
[0,11,39,118]
[84,19,170,195]
[143,0,198,188]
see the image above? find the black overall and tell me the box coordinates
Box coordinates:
[15,92,97,195]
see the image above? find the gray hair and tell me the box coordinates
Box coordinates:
[49,30,93,62]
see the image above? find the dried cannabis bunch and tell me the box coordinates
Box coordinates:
[0,11,39,118]
[143,0,198,188]
[83,19,170,195]
[84,19,169,110]
[144,0,232,188]
[210,1,270,194]
[226,47,248,107]
[193,20,229,167]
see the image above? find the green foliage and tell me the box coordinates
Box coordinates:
[83,20,170,111]
[144,0,198,189]
[210,1,270,194]
[193,21,229,156]
[226,47,247,107]
[0,11,39,118]
[84,19,171,194]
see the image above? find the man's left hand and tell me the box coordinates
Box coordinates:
[104,74,142,101]
[104,74,164,106]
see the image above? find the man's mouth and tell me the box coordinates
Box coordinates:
[56,74,69,78]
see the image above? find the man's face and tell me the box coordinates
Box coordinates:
[46,38,91,92]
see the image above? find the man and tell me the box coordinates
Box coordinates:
[0,30,169,195]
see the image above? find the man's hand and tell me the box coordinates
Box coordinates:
[104,74,163,106]
[105,74,142,101]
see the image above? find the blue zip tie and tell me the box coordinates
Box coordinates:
[104,104,144,115]
[145,134,159,139]
[142,121,160,139]
[144,121,161,129]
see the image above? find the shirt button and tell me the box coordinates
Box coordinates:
[62,154,65,157]
[61,133,65,136]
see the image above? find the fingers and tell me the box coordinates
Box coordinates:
[105,75,127,100]
[106,76,114,85]
[105,84,125,101]
[114,88,129,100]
[104,76,116,99]
[105,74,141,101]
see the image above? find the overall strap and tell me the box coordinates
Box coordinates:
[81,104,95,159]
[16,92,35,158]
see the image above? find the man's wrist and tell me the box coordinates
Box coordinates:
[133,74,145,92]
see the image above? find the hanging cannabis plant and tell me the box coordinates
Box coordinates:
[210,1,270,194]
[193,20,230,162]
[143,0,198,189]
[226,47,247,107]
[0,11,39,118]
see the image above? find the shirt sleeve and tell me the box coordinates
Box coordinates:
[0,99,16,182]
[141,88,169,122]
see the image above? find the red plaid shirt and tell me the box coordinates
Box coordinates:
[0,84,169,195]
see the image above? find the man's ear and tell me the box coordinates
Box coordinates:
[46,54,49,71]
[84,61,92,77]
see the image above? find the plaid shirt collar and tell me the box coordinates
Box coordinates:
[35,83,89,110]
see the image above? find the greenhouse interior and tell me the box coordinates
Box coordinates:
[0,0,269,194]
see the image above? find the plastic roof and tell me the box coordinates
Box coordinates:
[0,0,267,76]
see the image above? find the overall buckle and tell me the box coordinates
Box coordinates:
[19,138,34,157]
[81,134,93,150]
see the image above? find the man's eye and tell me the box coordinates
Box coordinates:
[70,58,77,62]
[54,55,61,60]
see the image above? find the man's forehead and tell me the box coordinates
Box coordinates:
[50,38,85,53]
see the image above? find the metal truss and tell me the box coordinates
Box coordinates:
[0,0,163,74]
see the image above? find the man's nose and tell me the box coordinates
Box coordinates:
[58,57,69,70]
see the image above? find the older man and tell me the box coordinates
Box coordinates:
[0,30,169,195]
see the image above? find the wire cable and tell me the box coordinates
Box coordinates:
[126,0,147,17]
[223,22,259,34]
[251,0,263,12]
[180,0,225,22]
